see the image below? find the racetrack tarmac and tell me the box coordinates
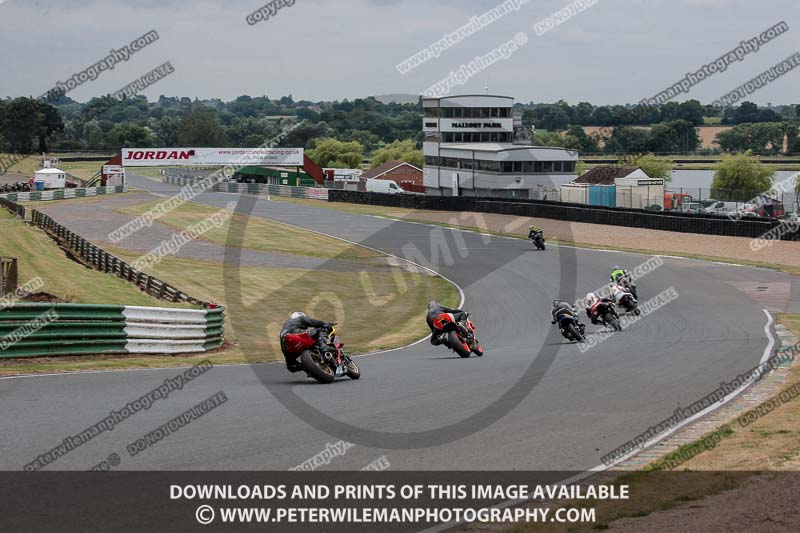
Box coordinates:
[1,174,797,472]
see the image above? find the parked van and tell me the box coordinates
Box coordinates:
[365,178,405,194]
[703,201,740,215]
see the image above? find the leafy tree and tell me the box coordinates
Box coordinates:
[716,122,786,154]
[533,130,567,148]
[647,120,700,153]
[177,109,226,146]
[0,97,64,153]
[564,126,599,153]
[605,126,649,153]
[530,105,570,131]
[711,151,775,200]
[622,153,673,182]
[110,123,154,149]
[307,138,364,168]
[677,100,704,125]
[370,139,423,168]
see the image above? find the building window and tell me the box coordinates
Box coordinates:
[564,161,576,173]
[502,162,513,173]
[523,161,533,173]
[491,108,500,118]
[534,161,543,173]
[543,161,554,172]
[453,107,463,118]
[490,132,498,142]
[552,161,563,172]
[424,107,439,117]
[443,107,454,118]
[513,162,523,173]
[500,108,511,118]
[454,132,463,142]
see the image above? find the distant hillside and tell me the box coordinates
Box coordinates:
[372,94,420,105]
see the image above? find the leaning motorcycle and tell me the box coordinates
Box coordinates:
[614,288,641,316]
[556,312,586,342]
[283,324,360,384]
[433,312,484,358]
[595,300,622,331]
[530,231,546,250]
[618,276,638,299]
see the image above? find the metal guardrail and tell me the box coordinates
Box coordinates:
[30,209,214,307]
[0,303,224,358]
[0,185,127,202]
[162,176,328,200]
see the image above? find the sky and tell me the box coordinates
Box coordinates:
[0,0,798,105]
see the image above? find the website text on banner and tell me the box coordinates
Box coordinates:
[121,148,304,167]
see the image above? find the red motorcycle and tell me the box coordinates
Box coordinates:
[282,324,360,384]
[432,312,484,358]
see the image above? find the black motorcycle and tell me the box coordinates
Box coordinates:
[594,300,622,331]
[556,312,586,342]
[529,230,546,250]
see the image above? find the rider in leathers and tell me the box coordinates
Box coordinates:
[426,301,468,346]
[280,311,334,372]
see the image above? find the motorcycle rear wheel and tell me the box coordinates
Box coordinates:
[449,331,472,358]
[566,323,584,343]
[605,313,622,332]
[300,350,335,383]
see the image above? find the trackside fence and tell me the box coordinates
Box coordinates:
[0,185,127,203]
[30,209,214,307]
[0,197,26,218]
[162,176,328,200]
[327,190,800,240]
[0,304,224,358]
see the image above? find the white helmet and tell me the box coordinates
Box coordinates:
[290,311,306,320]
[585,292,598,305]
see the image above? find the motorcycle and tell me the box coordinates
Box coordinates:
[617,275,638,300]
[529,230,546,251]
[556,312,586,342]
[593,300,621,332]
[432,312,483,358]
[282,324,360,384]
[612,285,641,316]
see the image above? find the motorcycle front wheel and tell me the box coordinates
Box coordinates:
[300,350,335,383]
[345,358,360,380]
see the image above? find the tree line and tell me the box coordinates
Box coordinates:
[1,93,798,163]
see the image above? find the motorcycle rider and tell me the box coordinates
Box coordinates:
[528,225,544,241]
[610,266,632,285]
[426,300,468,346]
[279,311,334,372]
[585,292,616,325]
[551,299,585,328]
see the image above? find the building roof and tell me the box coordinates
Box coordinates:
[574,166,639,185]
[361,160,422,179]
[35,168,65,174]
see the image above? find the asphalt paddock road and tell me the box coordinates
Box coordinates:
[1,173,797,472]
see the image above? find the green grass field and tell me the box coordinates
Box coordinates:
[116,200,380,261]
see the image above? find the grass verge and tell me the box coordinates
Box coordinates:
[116,199,380,261]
